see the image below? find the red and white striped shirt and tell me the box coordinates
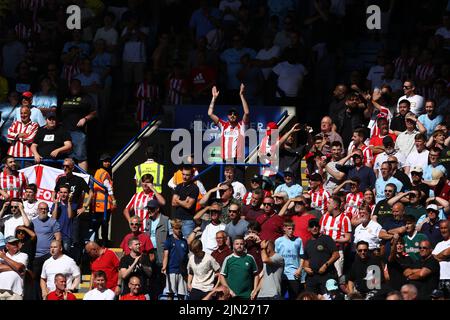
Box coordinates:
[308,188,330,214]
[347,142,373,167]
[7,120,39,157]
[167,78,187,105]
[125,191,155,232]
[136,81,160,122]
[0,170,28,200]
[14,22,42,41]
[62,63,80,86]
[217,119,248,161]
[320,212,352,245]
[259,135,279,176]
[344,192,364,218]
[369,107,392,137]
[414,63,435,99]
[394,56,415,81]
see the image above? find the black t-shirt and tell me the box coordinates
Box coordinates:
[412,182,430,198]
[421,221,444,248]
[279,144,308,183]
[173,182,199,220]
[394,170,412,191]
[373,199,392,225]
[387,254,414,291]
[119,254,152,295]
[60,94,95,131]
[390,115,406,132]
[54,174,90,205]
[348,255,385,294]
[304,234,338,274]
[33,126,72,158]
[409,256,440,299]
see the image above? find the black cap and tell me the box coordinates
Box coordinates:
[283,168,294,175]
[228,108,238,115]
[382,136,394,147]
[430,289,444,299]
[309,173,323,182]
[146,199,160,209]
[251,174,262,184]
[308,219,320,228]
[46,111,57,119]
[99,153,112,161]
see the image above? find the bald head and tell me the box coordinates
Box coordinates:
[321,116,333,133]
[392,202,405,220]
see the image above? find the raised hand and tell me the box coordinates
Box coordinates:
[212,86,220,99]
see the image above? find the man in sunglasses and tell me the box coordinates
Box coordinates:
[224,203,248,243]
[396,80,424,115]
[347,240,385,297]
[303,218,340,295]
[120,215,153,257]
[408,166,430,197]
[255,197,283,242]
[334,149,376,193]
[274,168,303,199]
[0,199,31,238]
[375,161,403,204]
[403,240,440,299]
[372,183,397,225]
[387,189,426,221]
[191,201,226,254]
[208,84,249,164]
[404,133,429,176]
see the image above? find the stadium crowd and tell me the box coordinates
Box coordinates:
[0,0,449,301]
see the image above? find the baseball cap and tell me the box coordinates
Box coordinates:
[382,136,394,147]
[325,279,339,291]
[309,173,323,182]
[308,219,320,228]
[251,174,262,184]
[46,111,57,119]
[283,168,294,175]
[5,236,19,243]
[99,153,112,161]
[228,108,238,115]
[146,199,160,209]
[430,289,444,299]
[426,204,439,212]
[22,91,33,100]
[410,165,423,173]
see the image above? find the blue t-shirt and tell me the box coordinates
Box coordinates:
[275,183,303,199]
[32,92,58,110]
[220,48,256,90]
[32,217,61,257]
[62,41,90,58]
[189,8,222,39]
[375,176,403,203]
[51,202,77,240]
[274,235,303,280]
[163,235,189,274]
[92,52,112,86]
[418,114,443,138]
[423,164,447,181]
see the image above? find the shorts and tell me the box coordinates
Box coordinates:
[165,273,187,296]
[69,130,88,162]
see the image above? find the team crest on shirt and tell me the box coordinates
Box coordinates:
[245,262,249,266]
[181,243,185,248]
[317,245,324,251]
[415,242,419,246]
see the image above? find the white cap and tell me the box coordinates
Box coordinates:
[426,204,439,212]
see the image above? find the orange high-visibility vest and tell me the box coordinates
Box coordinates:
[93,168,113,212]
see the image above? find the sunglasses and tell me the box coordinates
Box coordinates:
[263,203,274,206]
[228,209,238,213]
[411,172,422,176]
[228,112,237,116]
[209,210,221,214]
[10,206,18,209]
[130,223,141,226]
[309,224,319,228]
[62,165,71,168]
[357,249,368,253]
[419,246,430,249]
[403,86,412,89]
[384,189,394,193]
[295,201,305,206]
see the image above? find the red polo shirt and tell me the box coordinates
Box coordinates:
[47,290,77,300]
[120,293,147,300]
[90,248,120,290]
[291,213,316,246]
[120,232,154,255]
[256,213,284,242]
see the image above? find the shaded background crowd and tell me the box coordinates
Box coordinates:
[0,0,448,301]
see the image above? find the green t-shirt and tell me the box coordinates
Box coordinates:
[221,253,257,298]
[403,232,428,261]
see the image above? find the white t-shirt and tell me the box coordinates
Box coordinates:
[23,200,39,220]
[41,254,80,291]
[83,288,116,300]
[200,222,226,254]
[397,94,425,115]
[256,46,281,79]
[0,251,28,295]
[272,62,307,97]
[187,253,221,292]
[3,215,26,238]
[94,27,118,46]
[405,149,429,173]
[219,0,241,21]
[432,239,450,280]
[367,65,385,90]
[354,220,382,250]
[121,27,149,63]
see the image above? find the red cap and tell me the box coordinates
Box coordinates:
[266,122,278,136]
[22,91,33,99]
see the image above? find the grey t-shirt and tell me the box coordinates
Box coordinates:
[225,219,249,243]
[257,253,284,298]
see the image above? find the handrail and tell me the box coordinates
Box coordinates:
[11,157,109,221]
[194,162,271,183]
[111,119,162,174]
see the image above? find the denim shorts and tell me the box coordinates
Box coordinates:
[69,130,88,162]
